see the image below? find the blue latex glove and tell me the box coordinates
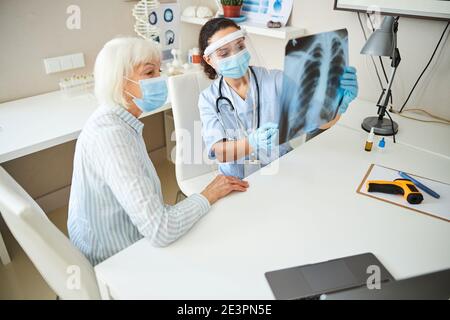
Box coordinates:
[338,66,359,114]
[248,122,279,151]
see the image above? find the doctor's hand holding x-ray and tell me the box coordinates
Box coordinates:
[319,65,359,130]
[197,18,358,179]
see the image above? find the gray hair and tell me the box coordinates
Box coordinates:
[94,37,161,108]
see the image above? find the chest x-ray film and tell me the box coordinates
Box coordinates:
[279,29,348,143]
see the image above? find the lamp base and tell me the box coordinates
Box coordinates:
[361,116,399,136]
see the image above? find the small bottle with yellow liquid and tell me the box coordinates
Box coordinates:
[365,127,375,152]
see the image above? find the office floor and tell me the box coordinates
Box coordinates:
[0,159,180,300]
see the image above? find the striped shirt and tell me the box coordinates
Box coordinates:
[67,105,210,265]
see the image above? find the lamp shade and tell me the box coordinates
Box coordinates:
[361,16,396,57]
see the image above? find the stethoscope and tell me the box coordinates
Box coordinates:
[215,66,261,134]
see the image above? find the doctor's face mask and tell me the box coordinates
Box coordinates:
[204,29,251,79]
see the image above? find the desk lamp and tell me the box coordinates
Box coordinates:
[361,16,400,135]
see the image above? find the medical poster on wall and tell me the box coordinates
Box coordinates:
[278,29,349,143]
[242,0,293,26]
[148,3,180,61]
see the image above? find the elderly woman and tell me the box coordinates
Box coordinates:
[68,37,249,265]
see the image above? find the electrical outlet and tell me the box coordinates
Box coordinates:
[71,53,85,69]
[44,58,61,74]
[43,53,85,74]
[60,55,73,70]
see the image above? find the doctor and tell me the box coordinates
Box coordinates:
[198,18,358,179]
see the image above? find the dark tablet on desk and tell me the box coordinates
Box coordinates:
[324,268,450,300]
[265,253,394,300]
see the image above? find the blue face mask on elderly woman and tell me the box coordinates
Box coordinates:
[125,76,168,112]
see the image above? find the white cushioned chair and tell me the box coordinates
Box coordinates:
[168,71,219,196]
[0,166,100,299]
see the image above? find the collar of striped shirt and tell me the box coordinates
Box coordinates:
[109,105,145,135]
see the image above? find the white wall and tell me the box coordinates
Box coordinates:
[180,0,450,118]
[0,0,136,103]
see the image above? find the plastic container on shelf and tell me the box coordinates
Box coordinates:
[191,48,202,65]
[59,74,94,97]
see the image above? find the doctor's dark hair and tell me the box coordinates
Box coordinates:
[199,18,241,80]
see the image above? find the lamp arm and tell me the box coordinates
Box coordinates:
[377,47,401,118]
[378,66,397,116]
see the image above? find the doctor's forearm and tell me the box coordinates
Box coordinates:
[213,139,252,162]
[319,114,341,130]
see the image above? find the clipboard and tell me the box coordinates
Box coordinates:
[357,164,450,223]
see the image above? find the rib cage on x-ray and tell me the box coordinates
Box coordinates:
[279,29,348,143]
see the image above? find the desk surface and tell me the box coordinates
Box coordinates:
[0,91,171,163]
[338,99,450,159]
[95,125,450,299]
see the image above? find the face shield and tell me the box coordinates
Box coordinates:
[207,35,247,62]
[204,29,246,59]
[204,29,262,78]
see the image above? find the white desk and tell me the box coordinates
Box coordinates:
[0,90,171,265]
[338,99,450,159]
[95,125,450,300]
[0,90,171,164]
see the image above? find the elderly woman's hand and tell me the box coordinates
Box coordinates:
[201,175,249,205]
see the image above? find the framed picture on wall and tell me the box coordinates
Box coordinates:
[148,3,180,62]
[242,0,294,26]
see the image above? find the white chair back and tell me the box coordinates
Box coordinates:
[168,71,217,190]
[0,166,100,300]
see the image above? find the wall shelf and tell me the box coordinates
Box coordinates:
[180,16,306,40]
